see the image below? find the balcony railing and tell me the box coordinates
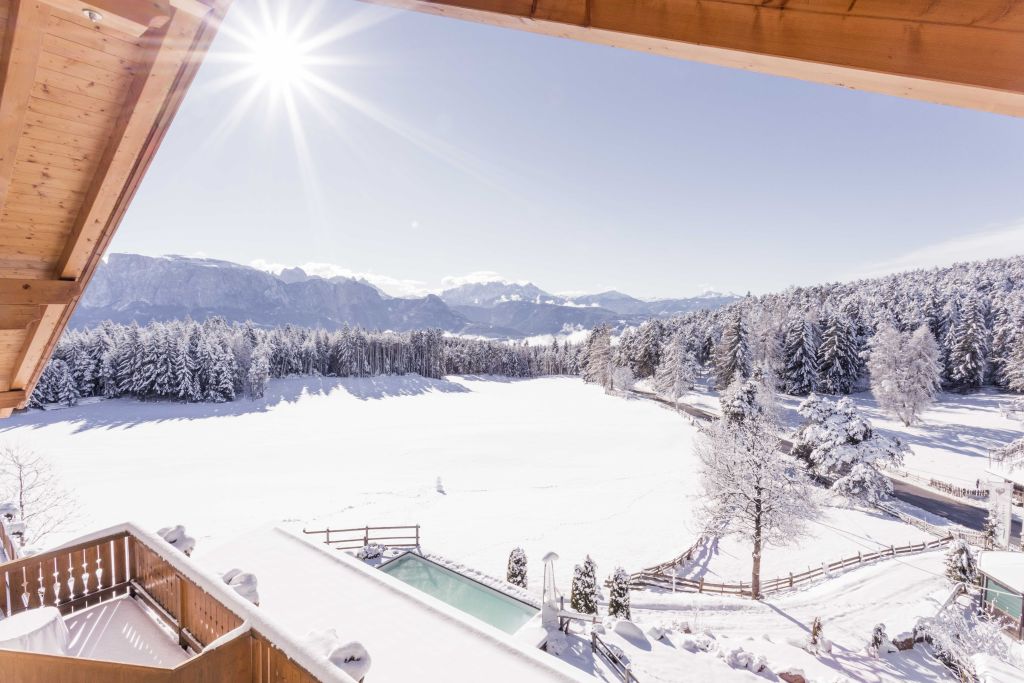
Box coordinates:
[0,523,356,682]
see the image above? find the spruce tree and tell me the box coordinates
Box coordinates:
[782,316,819,396]
[714,310,750,389]
[607,567,631,619]
[944,540,977,585]
[570,556,598,615]
[506,547,527,588]
[947,294,988,390]
[817,311,859,395]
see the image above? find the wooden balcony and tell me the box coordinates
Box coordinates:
[0,523,355,682]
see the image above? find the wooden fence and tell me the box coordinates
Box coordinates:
[303,524,421,550]
[626,535,953,597]
[591,631,639,683]
[0,530,329,683]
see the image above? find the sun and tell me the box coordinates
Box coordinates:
[245,27,311,93]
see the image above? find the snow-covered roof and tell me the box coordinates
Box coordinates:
[978,551,1024,592]
[193,526,586,682]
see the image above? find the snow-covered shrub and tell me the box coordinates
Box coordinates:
[718,646,768,672]
[868,623,888,657]
[680,633,716,653]
[607,567,631,619]
[435,477,445,494]
[867,324,941,426]
[917,604,1016,677]
[357,543,386,560]
[506,547,527,588]
[570,556,598,615]
[806,616,832,655]
[944,540,978,585]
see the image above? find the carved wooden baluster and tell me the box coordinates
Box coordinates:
[80,548,90,597]
[35,566,45,608]
[19,567,28,609]
[65,554,76,600]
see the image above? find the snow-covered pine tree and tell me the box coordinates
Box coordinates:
[697,379,818,598]
[607,567,631,619]
[944,540,977,585]
[792,395,907,502]
[506,547,527,588]
[570,556,598,615]
[653,331,697,404]
[817,311,860,395]
[630,320,663,379]
[782,315,819,396]
[714,310,750,389]
[52,358,78,406]
[947,293,988,391]
[115,324,144,396]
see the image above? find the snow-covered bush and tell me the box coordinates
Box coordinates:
[506,547,527,588]
[607,567,631,619]
[570,556,599,615]
[719,646,768,672]
[805,616,831,655]
[917,604,1017,678]
[357,543,386,560]
[944,540,978,585]
[680,633,716,653]
[868,623,889,657]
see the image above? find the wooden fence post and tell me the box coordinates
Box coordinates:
[416,525,420,547]
[325,529,330,545]
[698,577,704,594]
[789,572,793,588]
[891,545,896,557]
[363,526,369,547]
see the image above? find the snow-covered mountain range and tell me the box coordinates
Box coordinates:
[71,254,737,338]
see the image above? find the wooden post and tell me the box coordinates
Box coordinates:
[177,573,188,649]
[858,551,862,564]
[325,529,331,545]
[416,525,420,547]
[698,577,704,594]
[891,545,896,557]
[363,526,369,546]
[789,572,793,588]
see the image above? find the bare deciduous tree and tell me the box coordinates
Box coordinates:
[0,444,78,547]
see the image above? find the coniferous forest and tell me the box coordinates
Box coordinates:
[31,255,1024,408]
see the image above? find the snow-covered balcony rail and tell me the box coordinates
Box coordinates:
[0,523,356,683]
[303,524,421,551]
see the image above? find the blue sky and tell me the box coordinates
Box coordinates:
[110,0,1024,299]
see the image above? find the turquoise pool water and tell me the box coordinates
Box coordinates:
[380,554,538,634]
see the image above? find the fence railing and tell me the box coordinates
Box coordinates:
[0,529,329,683]
[627,535,953,596]
[881,465,990,502]
[303,524,421,550]
[591,631,639,683]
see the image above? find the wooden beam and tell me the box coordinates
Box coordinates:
[0,305,44,330]
[0,1,51,214]
[0,390,27,410]
[55,7,203,280]
[0,278,80,304]
[359,0,1024,116]
[38,0,172,37]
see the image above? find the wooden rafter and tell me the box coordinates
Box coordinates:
[359,0,1024,117]
[0,277,80,304]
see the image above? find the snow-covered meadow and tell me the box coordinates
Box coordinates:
[1,375,943,596]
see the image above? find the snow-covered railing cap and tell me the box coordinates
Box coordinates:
[51,522,358,683]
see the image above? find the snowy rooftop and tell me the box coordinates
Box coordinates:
[193,526,586,682]
[978,551,1024,592]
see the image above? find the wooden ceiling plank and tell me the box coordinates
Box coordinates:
[36,64,129,103]
[40,0,172,39]
[57,7,202,280]
[41,31,136,74]
[0,0,51,217]
[37,51,132,89]
[44,14,138,60]
[28,94,119,128]
[32,79,118,113]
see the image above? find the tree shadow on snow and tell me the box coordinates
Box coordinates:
[0,374,477,434]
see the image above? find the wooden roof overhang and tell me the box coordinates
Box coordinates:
[360,0,1024,117]
[0,0,230,416]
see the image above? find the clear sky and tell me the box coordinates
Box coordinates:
[110,0,1024,299]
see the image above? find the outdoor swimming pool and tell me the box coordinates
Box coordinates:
[380,554,538,634]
